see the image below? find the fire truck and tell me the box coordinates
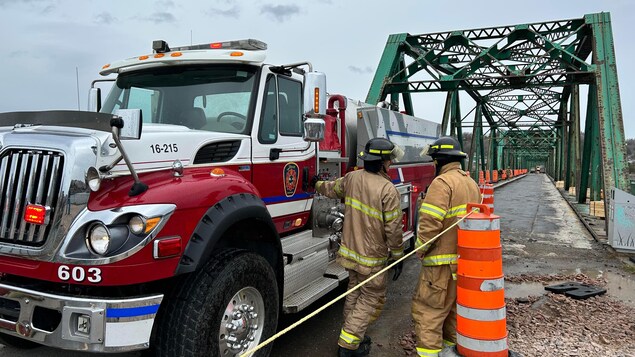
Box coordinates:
[0,39,439,356]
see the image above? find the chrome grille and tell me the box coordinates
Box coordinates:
[0,149,64,246]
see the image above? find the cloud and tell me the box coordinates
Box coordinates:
[144,12,176,23]
[0,0,49,5]
[260,4,300,23]
[40,3,55,13]
[95,12,117,25]
[156,0,175,8]
[0,0,56,12]
[348,65,374,74]
[208,5,240,19]
[8,50,29,58]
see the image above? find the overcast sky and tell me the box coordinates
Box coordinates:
[1,0,633,138]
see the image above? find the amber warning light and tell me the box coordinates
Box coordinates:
[24,204,48,225]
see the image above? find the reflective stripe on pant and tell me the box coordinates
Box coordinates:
[339,269,387,350]
[416,347,441,356]
[412,265,457,351]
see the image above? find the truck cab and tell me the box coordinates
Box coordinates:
[98,39,319,236]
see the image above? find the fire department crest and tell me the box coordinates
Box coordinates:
[283,163,299,197]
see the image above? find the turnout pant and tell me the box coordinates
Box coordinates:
[338,269,387,350]
[411,265,457,356]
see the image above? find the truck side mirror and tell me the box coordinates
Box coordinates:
[88,87,102,112]
[303,118,325,142]
[304,72,326,116]
[114,109,143,140]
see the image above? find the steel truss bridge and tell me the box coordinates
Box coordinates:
[366,12,629,206]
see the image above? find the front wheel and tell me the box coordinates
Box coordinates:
[154,249,279,357]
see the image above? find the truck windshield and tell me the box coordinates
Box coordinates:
[101,65,258,134]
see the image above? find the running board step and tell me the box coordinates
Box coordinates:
[324,260,348,281]
[281,230,329,262]
[282,276,339,313]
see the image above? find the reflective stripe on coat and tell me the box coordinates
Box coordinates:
[316,169,404,275]
[415,162,481,269]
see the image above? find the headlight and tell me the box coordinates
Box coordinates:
[128,215,161,235]
[128,215,145,235]
[85,167,102,192]
[87,224,110,255]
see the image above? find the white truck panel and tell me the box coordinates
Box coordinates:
[355,103,440,165]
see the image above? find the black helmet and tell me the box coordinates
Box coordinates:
[423,136,466,159]
[358,138,404,162]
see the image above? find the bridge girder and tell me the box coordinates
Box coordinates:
[367,12,629,208]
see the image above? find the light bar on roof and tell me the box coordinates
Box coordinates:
[101,39,268,75]
[170,39,267,52]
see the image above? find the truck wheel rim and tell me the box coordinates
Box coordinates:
[219,286,265,356]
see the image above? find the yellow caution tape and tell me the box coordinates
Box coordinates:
[239,207,479,357]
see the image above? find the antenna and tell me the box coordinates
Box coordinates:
[76,67,80,110]
[190,30,193,45]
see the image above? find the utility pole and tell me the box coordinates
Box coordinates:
[76,67,81,110]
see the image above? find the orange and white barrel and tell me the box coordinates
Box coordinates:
[457,203,508,357]
[491,170,498,183]
[479,184,494,213]
[485,170,491,183]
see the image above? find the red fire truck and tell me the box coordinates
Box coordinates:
[0,39,439,356]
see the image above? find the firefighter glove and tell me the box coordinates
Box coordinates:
[391,261,404,281]
[309,175,320,189]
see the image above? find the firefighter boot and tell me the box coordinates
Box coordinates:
[337,342,371,357]
[440,345,460,357]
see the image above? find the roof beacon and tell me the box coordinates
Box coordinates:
[152,40,171,53]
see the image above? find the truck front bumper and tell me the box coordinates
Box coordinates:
[0,282,163,352]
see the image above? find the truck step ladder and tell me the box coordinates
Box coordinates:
[282,275,339,313]
[324,260,348,281]
[281,230,329,261]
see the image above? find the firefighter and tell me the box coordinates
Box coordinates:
[412,136,481,357]
[313,137,405,357]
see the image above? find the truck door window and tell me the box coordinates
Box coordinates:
[107,87,159,123]
[278,77,302,136]
[258,75,278,144]
[127,88,159,123]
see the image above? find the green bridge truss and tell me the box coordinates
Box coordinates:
[367,12,629,204]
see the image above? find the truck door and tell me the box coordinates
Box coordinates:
[252,72,316,234]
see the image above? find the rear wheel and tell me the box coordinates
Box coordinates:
[154,249,279,357]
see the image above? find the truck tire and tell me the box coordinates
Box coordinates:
[0,334,41,349]
[154,249,279,357]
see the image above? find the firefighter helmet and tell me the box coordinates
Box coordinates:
[421,136,466,159]
[358,138,404,162]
